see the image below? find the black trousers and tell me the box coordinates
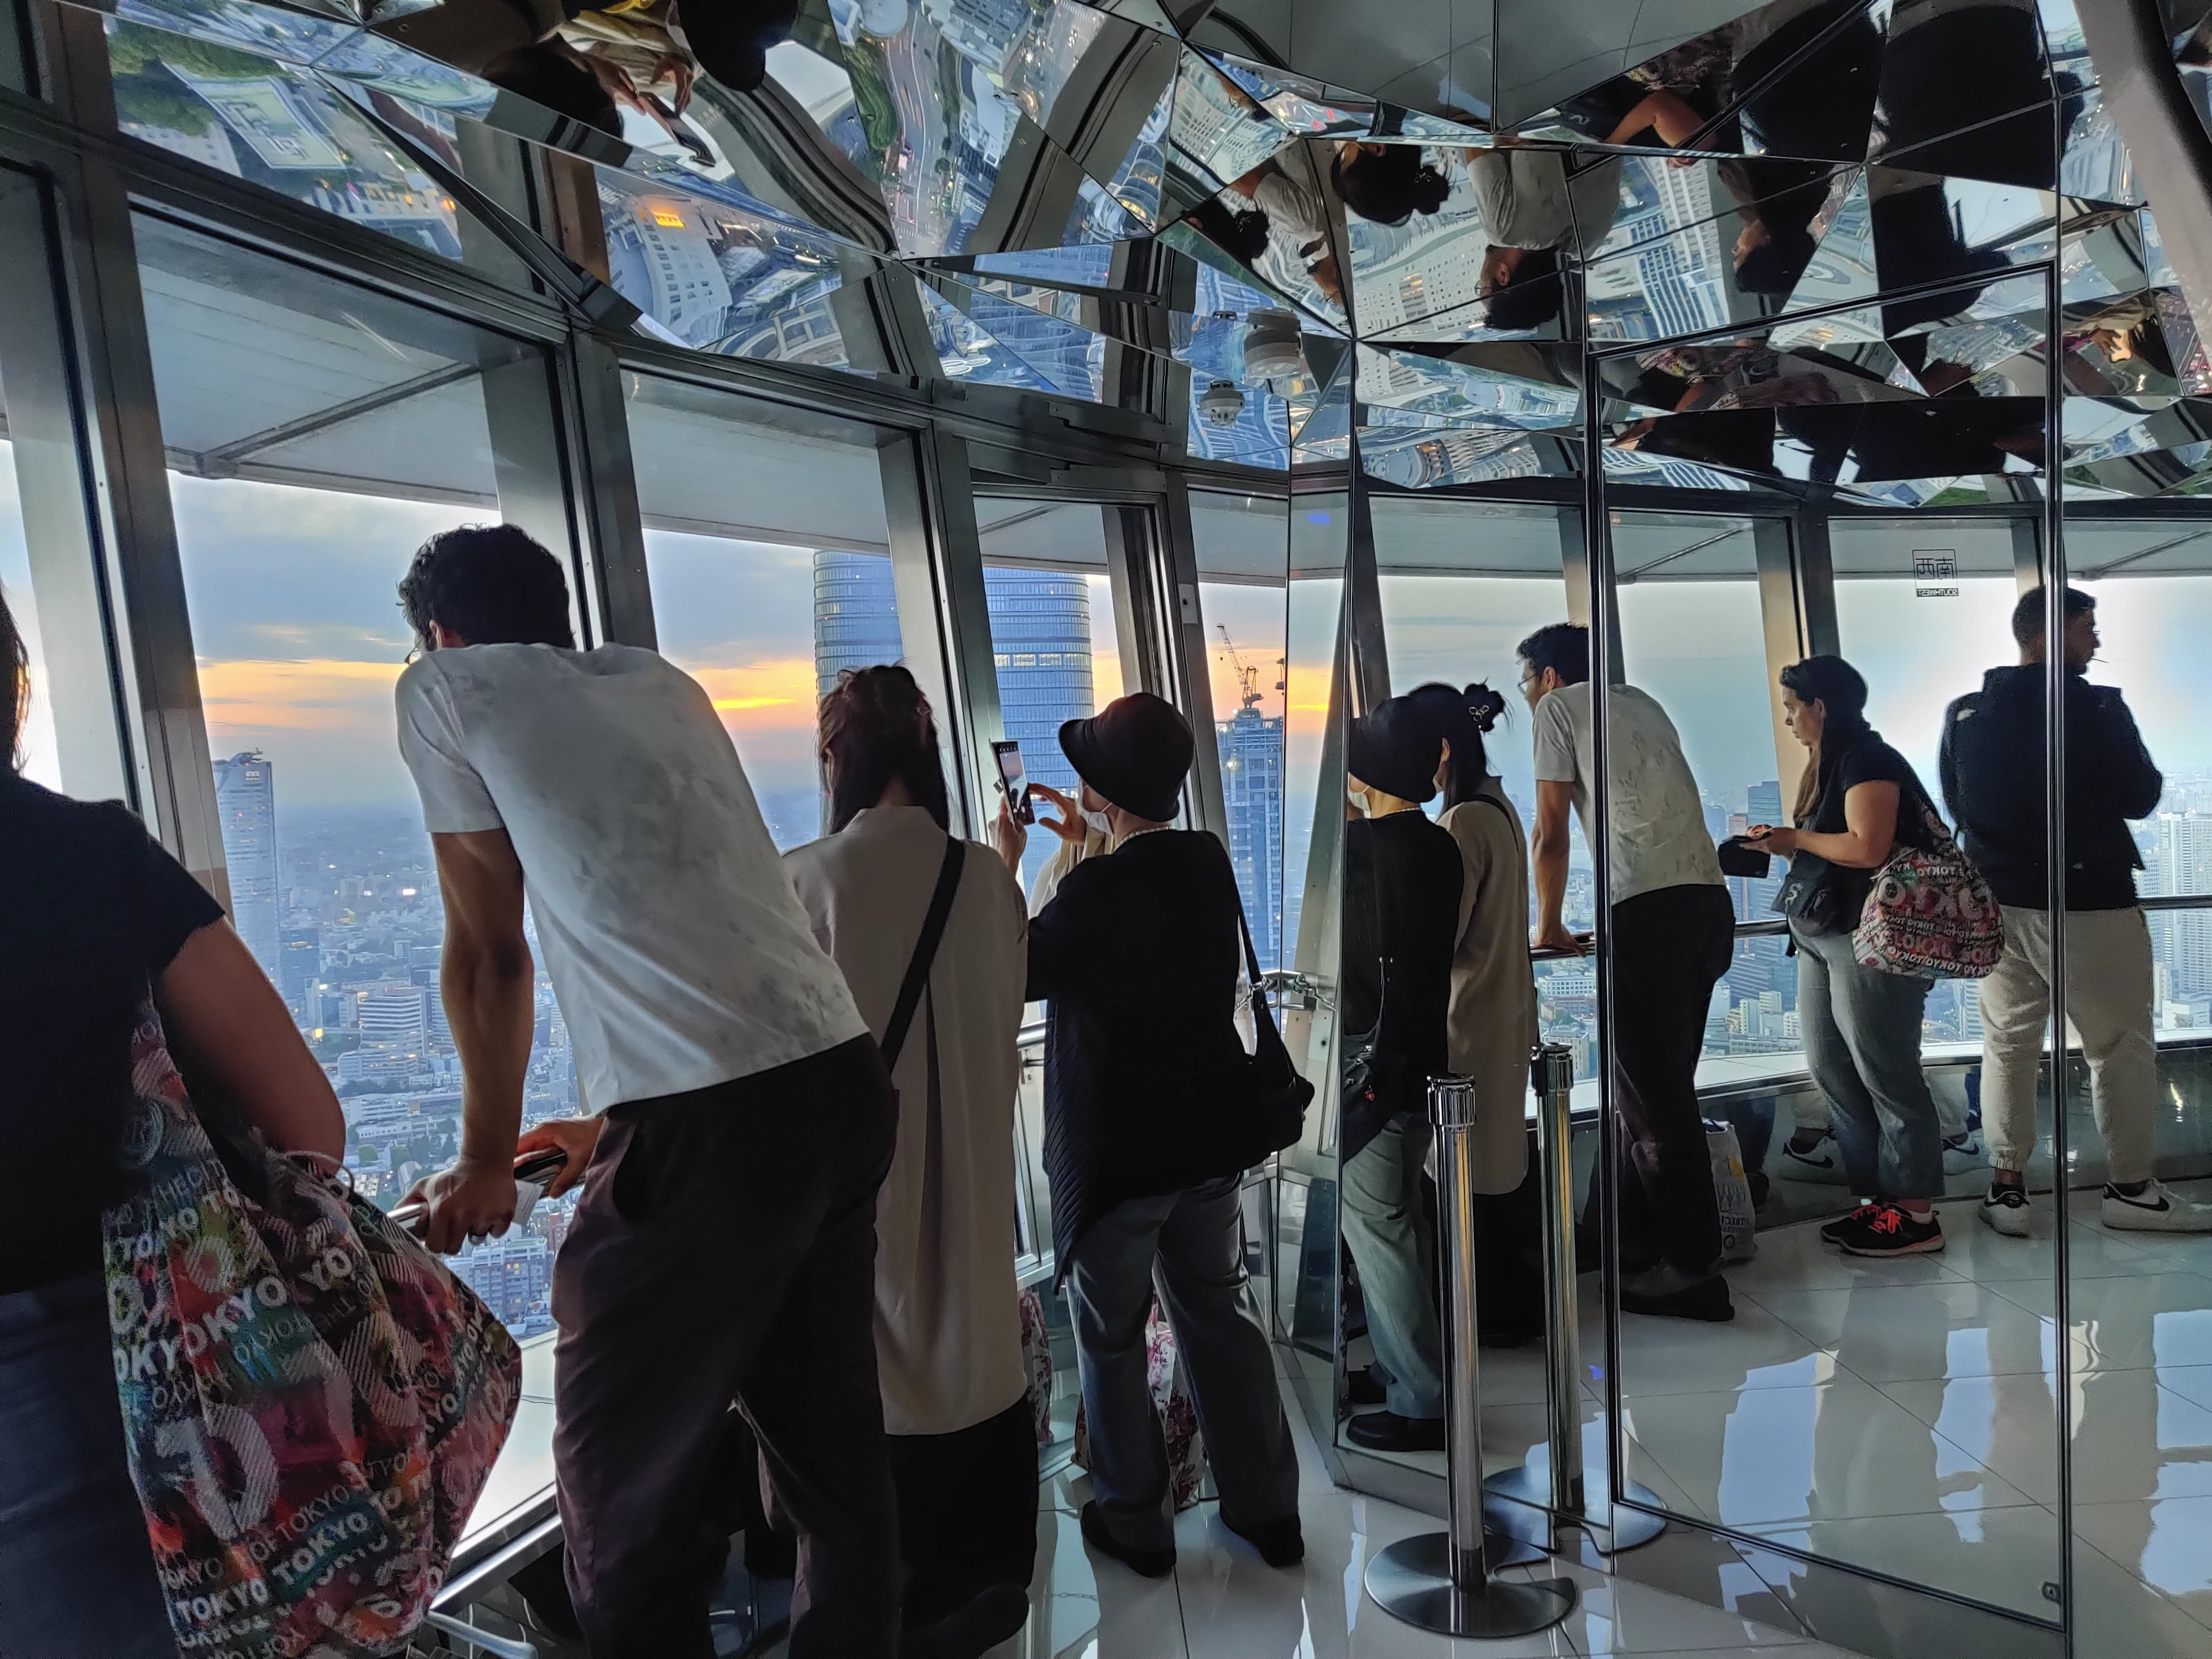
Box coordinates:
[890,1399,1040,1627]
[1598,884,1736,1281]
[552,1037,899,1659]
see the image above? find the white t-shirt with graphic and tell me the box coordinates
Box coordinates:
[396,642,866,1112]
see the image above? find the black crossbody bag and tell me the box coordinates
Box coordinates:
[879,835,967,1074]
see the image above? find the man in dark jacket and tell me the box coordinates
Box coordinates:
[1941,586,2209,1238]
[990,693,1301,1580]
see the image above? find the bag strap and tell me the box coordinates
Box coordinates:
[1235,902,1288,1048]
[881,835,966,1071]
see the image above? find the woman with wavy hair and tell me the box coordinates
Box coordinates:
[782,664,1035,1659]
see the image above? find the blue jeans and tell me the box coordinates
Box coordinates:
[1793,924,1944,1202]
[0,1271,174,1658]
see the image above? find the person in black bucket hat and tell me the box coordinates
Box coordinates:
[989,692,1302,1579]
[1057,690,1193,824]
[1338,696,1464,1454]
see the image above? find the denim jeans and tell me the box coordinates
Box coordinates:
[0,1271,175,1659]
[1793,922,1944,1201]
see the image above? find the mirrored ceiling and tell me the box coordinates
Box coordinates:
[75,0,2212,499]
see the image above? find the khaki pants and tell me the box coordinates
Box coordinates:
[1980,905,2158,1186]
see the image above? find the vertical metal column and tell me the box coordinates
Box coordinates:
[1485,1046,1665,1554]
[1365,1078,1576,1636]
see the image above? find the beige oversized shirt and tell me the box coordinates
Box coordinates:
[1439,782,1538,1194]
[782,805,1030,1436]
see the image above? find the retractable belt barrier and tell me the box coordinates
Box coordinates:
[1363,1076,1578,1638]
[1483,1044,1666,1554]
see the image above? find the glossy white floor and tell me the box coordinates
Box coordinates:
[1336,1180,2212,1655]
[759,1344,1871,1659]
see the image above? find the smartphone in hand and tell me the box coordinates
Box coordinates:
[993,739,1035,825]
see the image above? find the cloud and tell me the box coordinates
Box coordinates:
[197,656,405,734]
[682,656,820,732]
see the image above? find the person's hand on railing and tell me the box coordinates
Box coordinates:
[1532,920,1588,957]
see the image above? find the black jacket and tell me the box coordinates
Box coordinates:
[1028,830,1252,1276]
[1939,666,2162,911]
[1339,812,1462,1163]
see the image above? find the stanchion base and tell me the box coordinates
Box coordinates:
[1365,1533,1577,1637]
[1484,1464,1668,1553]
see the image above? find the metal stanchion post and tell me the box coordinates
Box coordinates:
[1365,1078,1577,1637]
[1485,1044,1665,1554]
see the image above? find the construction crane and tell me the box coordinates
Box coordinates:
[1215,624,1286,712]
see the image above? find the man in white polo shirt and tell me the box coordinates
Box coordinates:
[393,525,894,1658]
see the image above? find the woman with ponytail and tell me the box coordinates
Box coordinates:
[784,665,1037,1659]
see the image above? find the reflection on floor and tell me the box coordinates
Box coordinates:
[1334,1180,2212,1652]
[766,1343,1867,1659]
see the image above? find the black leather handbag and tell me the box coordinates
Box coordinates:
[1222,905,1316,1170]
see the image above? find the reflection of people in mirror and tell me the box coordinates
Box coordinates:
[1339,697,1460,1453]
[1520,624,1736,1321]
[1207,159,1345,305]
[1755,656,1948,1258]
[1940,588,2212,1238]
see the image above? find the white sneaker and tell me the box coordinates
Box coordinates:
[1781,1131,1851,1185]
[1943,1132,1985,1175]
[1978,1185,2033,1238]
[2103,1180,2212,1234]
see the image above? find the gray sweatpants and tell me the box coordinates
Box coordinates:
[1794,922,1944,1201]
[1339,1117,1445,1419]
[1064,1177,1299,1553]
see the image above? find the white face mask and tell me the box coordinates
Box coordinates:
[1346,781,1370,813]
[1077,786,1112,834]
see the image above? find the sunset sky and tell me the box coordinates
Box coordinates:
[7,459,2210,837]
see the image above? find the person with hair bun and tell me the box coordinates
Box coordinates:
[1407,681,1536,1207]
[784,665,1036,1659]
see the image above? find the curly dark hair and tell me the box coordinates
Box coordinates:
[1515,622,1590,687]
[1,582,24,773]
[818,664,951,834]
[399,524,576,651]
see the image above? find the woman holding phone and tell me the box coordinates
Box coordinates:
[1750,655,1948,1259]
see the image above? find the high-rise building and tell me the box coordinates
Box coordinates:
[2158,813,2212,993]
[212,750,280,980]
[813,549,906,692]
[276,926,321,1013]
[985,567,1094,892]
[1218,707,1285,970]
[356,983,428,1052]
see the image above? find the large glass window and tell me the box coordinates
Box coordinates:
[1614,514,1787,1065]
[137,214,572,1339]
[1192,488,1290,971]
[979,498,1124,901]
[627,374,900,850]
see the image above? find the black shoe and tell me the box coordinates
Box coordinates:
[1829,1202,1944,1258]
[1079,1500,1175,1578]
[1345,1410,1446,1452]
[1818,1201,1877,1244]
[1620,1277,1735,1322]
[1345,1366,1387,1407]
[902,1582,1032,1659]
[1222,1511,1304,1568]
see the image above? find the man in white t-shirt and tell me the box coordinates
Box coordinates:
[1521,623,1736,1323]
[392,525,895,1658]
